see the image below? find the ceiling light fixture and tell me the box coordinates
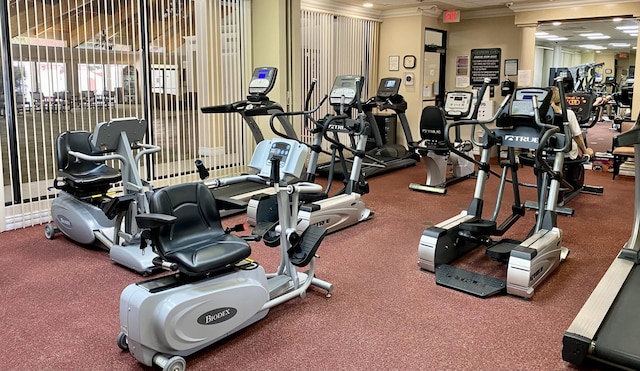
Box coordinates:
[613,17,623,22]
[580,33,604,37]
[616,25,639,30]
[578,44,607,50]
[363,2,373,7]
[552,21,562,26]
[588,35,611,40]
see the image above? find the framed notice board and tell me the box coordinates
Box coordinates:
[470,48,501,86]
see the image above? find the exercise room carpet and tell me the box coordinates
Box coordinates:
[0,162,632,370]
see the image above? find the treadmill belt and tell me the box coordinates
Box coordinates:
[593,264,640,370]
[210,181,269,200]
[316,155,416,179]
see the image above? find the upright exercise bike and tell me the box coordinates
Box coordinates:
[45,118,160,275]
[117,135,334,371]
[409,79,490,194]
[417,82,571,299]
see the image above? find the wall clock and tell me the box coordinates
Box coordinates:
[403,55,416,69]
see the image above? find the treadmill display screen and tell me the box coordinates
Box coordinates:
[248,67,277,95]
[376,78,401,98]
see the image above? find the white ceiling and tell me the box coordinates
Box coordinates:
[327,0,639,52]
[537,18,638,52]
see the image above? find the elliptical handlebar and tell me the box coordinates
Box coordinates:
[267,92,328,139]
[443,95,511,160]
[471,77,491,120]
[286,182,324,195]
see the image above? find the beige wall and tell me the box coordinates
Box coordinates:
[447,16,520,107]
[251,0,292,138]
[377,14,426,145]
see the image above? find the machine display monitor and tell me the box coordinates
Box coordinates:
[510,88,550,117]
[443,91,473,117]
[248,67,277,95]
[329,75,363,106]
[376,77,401,98]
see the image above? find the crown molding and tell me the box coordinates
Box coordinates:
[462,8,513,19]
[300,0,382,21]
[380,6,442,19]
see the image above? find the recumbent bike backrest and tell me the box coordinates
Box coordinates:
[419,105,447,144]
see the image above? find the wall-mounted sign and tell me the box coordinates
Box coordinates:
[470,48,501,86]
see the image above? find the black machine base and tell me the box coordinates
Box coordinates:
[435,264,506,298]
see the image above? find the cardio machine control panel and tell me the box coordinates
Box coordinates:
[248,67,277,96]
[376,78,401,99]
[329,75,364,106]
[510,88,551,118]
[248,139,308,180]
[443,92,473,118]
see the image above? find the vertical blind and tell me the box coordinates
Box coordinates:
[0,0,251,231]
[300,8,379,143]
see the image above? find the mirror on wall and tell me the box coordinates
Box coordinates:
[534,17,637,92]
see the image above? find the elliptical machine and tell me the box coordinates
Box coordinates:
[247,75,374,235]
[314,77,419,179]
[409,80,490,194]
[519,91,604,216]
[44,118,161,275]
[117,136,333,371]
[417,80,571,299]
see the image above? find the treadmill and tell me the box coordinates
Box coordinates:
[562,114,640,369]
[199,67,298,216]
[315,77,419,179]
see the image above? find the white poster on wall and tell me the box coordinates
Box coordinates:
[518,70,531,87]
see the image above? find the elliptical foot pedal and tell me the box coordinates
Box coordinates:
[486,239,521,263]
[253,221,280,247]
[290,225,327,267]
[459,219,497,234]
[435,264,506,298]
[101,194,136,219]
[408,183,447,194]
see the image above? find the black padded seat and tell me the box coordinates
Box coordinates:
[55,131,121,195]
[149,182,251,276]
